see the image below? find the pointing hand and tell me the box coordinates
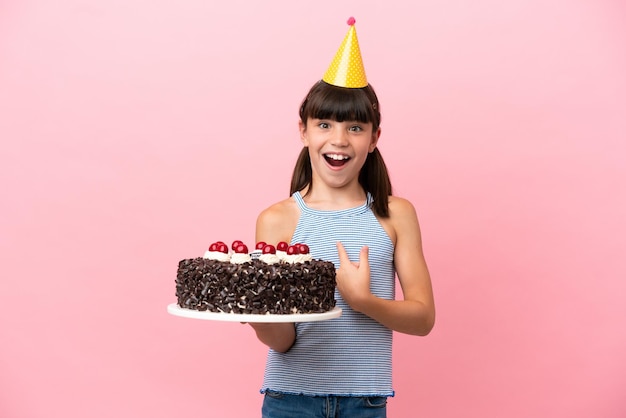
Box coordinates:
[336,241,372,312]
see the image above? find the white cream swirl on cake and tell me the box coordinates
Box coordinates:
[229,240,252,264]
[203,241,231,262]
[230,252,252,264]
[283,243,313,264]
[259,252,281,264]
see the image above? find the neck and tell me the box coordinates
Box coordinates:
[300,183,367,211]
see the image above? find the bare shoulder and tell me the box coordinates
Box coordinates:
[256,197,300,243]
[388,196,418,218]
[387,196,423,245]
[257,197,298,225]
[375,196,419,246]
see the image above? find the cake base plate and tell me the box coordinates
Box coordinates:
[167,303,342,323]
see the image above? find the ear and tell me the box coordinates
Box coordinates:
[369,127,381,153]
[299,120,309,146]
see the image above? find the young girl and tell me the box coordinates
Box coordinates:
[250,19,435,418]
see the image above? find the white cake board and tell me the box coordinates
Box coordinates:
[167,303,342,323]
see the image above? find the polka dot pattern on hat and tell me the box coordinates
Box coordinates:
[322,18,368,88]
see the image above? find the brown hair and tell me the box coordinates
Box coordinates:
[290,81,393,217]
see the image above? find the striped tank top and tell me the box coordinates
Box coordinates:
[261,191,396,397]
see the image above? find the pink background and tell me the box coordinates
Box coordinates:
[1,1,625,417]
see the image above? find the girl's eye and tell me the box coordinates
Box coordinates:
[349,125,363,132]
[318,122,330,129]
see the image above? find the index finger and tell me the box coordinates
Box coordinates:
[336,241,348,265]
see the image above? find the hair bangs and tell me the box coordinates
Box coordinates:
[309,88,373,124]
[300,81,380,130]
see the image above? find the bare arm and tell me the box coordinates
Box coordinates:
[335,197,435,336]
[248,322,296,353]
[247,198,300,352]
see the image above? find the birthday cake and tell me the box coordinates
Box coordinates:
[175,240,337,315]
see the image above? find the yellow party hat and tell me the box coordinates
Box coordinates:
[322,17,368,88]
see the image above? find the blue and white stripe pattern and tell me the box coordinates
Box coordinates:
[261,191,395,397]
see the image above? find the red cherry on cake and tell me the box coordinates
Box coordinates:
[286,245,300,255]
[234,243,248,254]
[231,240,244,251]
[297,243,310,254]
[208,242,219,252]
[217,243,228,253]
[277,241,289,252]
[255,241,266,250]
[262,244,276,254]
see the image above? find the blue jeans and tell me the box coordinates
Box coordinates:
[262,391,387,418]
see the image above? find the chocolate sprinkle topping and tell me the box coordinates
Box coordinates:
[175,258,336,314]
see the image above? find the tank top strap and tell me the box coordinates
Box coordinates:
[292,191,307,210]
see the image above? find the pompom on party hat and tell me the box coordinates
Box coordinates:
[322,17,368,88]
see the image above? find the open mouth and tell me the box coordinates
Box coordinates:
[324,153,350,167]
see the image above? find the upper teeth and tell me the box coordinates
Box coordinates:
[326,154,349,160]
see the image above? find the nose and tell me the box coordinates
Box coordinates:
[330,127,349,147]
